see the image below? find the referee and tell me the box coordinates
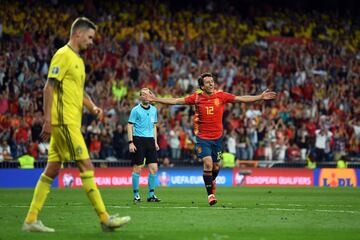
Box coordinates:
[127,88,161,203]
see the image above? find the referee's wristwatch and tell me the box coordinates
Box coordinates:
[128,140,133,144]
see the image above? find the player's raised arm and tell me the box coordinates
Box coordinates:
[234,89,277,103]
[141,91,186,105]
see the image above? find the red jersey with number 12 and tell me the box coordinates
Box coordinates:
[184,90,236,140]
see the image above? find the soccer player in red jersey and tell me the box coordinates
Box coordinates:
[142,72,276,205]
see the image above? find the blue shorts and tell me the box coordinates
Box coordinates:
[195,136,223,162]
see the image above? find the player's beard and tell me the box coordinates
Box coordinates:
[79,43,88,52]
[205,87,214,95]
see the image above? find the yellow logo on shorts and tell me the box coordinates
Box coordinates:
[217,151,222,161]
[197,147,202,154]
[76,146,83,156]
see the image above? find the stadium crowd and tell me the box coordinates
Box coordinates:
[0,1,359,166]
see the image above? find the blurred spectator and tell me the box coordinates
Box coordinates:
[336,155,348,168]
[315,128,333,162]
[89,134,101,159]
[348,135,360,159]
[254,142,265,160]
[226,130,237,157]
[38,141,49,160]
[27,141,38,159]
[297,123,309,161]
[112,124,128,159]
[264,131,276,161]
[306,150,317,169]
[0,17,3,39]
[169,129,180,161]
[333,126,347,158]
[159,157,174,168]
[221,150,236,168]
[157,127,169,162]
[15,139,28,158]
[99,129,114,159]
[0,92,9,114]
[246,120,258,160]
[87,120,101,135]
[18,153,35,169]
[0,139,13,161]
[351,119,360,140]
[236,127,249,160]
[287,141,301,162]
[15,120,30,143]
[31,114,42,143]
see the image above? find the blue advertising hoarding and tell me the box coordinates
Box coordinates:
[0,168,58,188]
[1,167,360,188]
[156,167,233,187]
[313,168,358,187]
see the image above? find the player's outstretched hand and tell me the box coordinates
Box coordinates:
[261,89,277,100]
[141,90,156,102]
[91,106,103,119]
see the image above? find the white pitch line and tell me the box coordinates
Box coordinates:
[315,209,360,214]
[268,208,305,212]
[108,206,131,209]
[269,208,360,214]
[140,206,199,209]
[258,203,280,206]
[319,204,354,208]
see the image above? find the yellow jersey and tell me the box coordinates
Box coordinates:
[47,45,86,128]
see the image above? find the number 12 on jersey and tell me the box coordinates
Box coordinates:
[205,106,214,115]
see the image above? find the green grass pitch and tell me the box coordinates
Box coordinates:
[1,187,360,240]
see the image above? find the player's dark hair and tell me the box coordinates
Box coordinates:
[197,72,215,89]
[70,17,97,36]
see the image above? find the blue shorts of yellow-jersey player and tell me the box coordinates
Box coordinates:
[195,136,223,162]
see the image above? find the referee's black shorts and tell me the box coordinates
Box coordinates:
[131,136,158,166]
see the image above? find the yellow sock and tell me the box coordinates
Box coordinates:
[80,171,109,223]
[25,173,53,224]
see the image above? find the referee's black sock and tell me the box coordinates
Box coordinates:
[212,168,219,181]
[203,170,213,195]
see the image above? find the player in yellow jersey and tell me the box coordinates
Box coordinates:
[22,17,130,233]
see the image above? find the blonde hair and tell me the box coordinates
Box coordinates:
[70,17,97,36]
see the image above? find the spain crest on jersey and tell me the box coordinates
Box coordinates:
[214,98,220,106]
